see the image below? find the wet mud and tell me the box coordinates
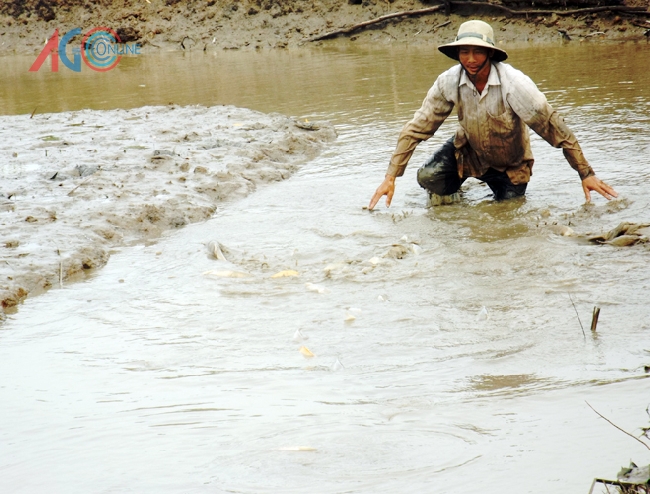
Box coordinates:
[0,105,335,312]
[1,0,649,57]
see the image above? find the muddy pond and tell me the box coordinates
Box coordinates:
[1,42,650,493]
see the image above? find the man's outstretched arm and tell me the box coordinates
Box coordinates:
[506,69,618,202]
[369,72,456,210]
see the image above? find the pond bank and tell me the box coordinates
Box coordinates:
[1,0,649,57]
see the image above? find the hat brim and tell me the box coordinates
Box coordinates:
[438,39,508,62]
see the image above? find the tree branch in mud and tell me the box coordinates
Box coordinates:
[586,401,650,451]
[306,5,442,42]
[306,3,650,42]
[448,2,650,17]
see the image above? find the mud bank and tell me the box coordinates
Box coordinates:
[0,105,335,313]
[0,0,649,57]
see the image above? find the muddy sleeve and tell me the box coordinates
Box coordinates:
[387,78,455,177]
[507,75,595,180]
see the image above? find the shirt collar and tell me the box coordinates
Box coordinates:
[458,63,501,91]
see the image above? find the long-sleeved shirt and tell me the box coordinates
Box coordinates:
[387,62,594,184]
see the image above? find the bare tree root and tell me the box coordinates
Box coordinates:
[450,2,650,17]
[306,5,443,42]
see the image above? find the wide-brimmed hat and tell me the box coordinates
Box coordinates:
[438,20,508,62]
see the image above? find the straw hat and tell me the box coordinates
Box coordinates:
[438,20,508,62]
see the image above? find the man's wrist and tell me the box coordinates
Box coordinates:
[580,169,595,181]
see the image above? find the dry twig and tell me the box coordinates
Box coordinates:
[430,20,452,33]
[568,293,586,340]
[307,5,442,42]
[67,174,97,196]
[448,1,650,17]
[586,401,650,451]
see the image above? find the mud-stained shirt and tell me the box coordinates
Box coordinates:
[386,62,594,184]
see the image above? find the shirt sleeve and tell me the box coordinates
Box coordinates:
[387,75,455,177]
[506,71,595,180]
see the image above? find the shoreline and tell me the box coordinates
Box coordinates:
[1,0,648,57]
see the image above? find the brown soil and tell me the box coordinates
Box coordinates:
[0,0,648,56]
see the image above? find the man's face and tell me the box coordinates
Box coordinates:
[458,46,492,75]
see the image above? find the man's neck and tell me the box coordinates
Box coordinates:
[467,62,491,94]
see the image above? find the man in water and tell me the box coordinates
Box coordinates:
[368,19,617,209]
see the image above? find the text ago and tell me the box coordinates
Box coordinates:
[30,27,141,73]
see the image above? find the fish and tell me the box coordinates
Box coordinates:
[385,244,409,259]
[330,358,345,372]
[203,269,250,278]
[206,241,228,261]
[293,329,308,342]
[607,235,640,247]
[549,224,575,237]
[271,270,299,278]
[323,263,348,277]
[305,282,327,294]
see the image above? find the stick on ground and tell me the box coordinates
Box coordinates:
[306,5,442,42]
[591,306,600,332]
[586,401,650,451]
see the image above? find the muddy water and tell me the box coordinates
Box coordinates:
[2,44,650,493]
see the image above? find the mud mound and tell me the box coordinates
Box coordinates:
[0,104,336,312]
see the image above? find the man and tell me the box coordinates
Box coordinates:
[369,20,617,209]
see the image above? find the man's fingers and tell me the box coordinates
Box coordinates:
[592,182,618,201]
[582,182,592,203]
[368,190,383,210]
[369,177,396,210]
[600,182,618,199]
[582,176,618,202]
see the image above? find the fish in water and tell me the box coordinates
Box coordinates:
[203,269,251,278]
[330,358,345,372]
[384,244,409,259]
[293,329,308,342]
[588,222,650,245]
[206,241,228,261]
[271,270,299,278]
[305,282,327,294]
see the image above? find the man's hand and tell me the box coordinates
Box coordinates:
[369,175,396,210]
[582,175,618,202]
